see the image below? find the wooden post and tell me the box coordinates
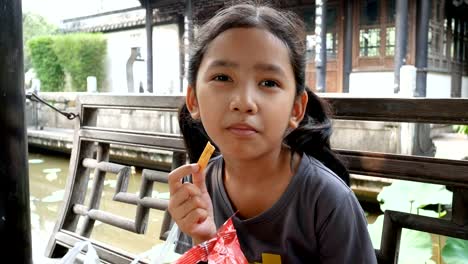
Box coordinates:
[145,0,154,93]
[453,18,460,62]
[178,15,185,93]
[394,0,409,94]
[450,10,462,97]
[459,18,465,64]
[342,0,353,93]
[415,0,431,97]
[0,0,33,262]
[182,0,194,91]
[315,0,327,92]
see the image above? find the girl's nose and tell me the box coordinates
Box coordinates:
[229,87,258,114]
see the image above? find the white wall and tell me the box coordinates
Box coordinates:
[426,72,451,98]
[103,24,180,94]
[462,76,468,98]
[104,28,146,93]
[348,71,455,98]
[349,72,395,96]
[152,24,181,95]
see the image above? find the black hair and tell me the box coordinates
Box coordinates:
[178,3,350,185]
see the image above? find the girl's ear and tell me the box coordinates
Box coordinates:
[289,90,308,129]
[186,85,201,119]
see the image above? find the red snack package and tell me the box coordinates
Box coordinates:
[175,218,248,264]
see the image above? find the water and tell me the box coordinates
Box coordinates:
[29,151,169,262]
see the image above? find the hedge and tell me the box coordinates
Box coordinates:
[27,36,64,92]
[27,33,106,92]
[53,33,107,92]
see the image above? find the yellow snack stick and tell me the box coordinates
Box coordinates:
[197,141,215,171]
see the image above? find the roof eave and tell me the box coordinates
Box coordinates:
[138,0,184,8]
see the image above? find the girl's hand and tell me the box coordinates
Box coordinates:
[168,163,217,244]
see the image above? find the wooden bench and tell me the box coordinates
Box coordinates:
[45,94,468,263]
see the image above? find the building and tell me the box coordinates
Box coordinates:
[61,0,468,98]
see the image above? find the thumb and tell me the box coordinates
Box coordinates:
[191,164,208,193]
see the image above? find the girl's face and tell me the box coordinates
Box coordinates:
[187,27,307,160]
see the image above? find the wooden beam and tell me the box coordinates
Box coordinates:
[415,0,431,97]
[393,0,409,93]
[145,1,154,93]
[0,0,32,262]
[342,0,353,93]
[338,149,468,188]
[315,0,327,92]
[323,96,468,124]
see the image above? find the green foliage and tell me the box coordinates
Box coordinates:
[27,36,65,92]
[453,125,468,135]
[377,180,452,216]
[442,238,468,264]
[367,180,455,263]
[27,33,107,92]
[53,33,107,92]
[23,12,57,71]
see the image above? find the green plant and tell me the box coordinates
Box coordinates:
[27,36,65,91]
[23,12,57,71]
[442,238,468,264]
[453,125,468,135]
[53,33,107,92]
[367,180,459,263]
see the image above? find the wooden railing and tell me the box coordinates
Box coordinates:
[46,94,468,263]
[324,96,468,263]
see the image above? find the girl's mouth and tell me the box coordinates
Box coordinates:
[227,123,258,136]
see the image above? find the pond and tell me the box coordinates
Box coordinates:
[29,150,169,262]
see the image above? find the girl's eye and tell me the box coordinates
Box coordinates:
[260,80,280,88]
[213,75,231,82]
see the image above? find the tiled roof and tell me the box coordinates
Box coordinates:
[452,0,468,7]
[60,8,148,33]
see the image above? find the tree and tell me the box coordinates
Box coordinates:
[23,12,57,71]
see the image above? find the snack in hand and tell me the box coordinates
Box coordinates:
[197,141,215,171]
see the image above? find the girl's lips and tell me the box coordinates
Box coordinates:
[227,124,258,136]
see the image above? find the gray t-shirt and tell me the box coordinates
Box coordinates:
[177,154,377,264]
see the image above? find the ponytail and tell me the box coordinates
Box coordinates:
[285,88,350,185]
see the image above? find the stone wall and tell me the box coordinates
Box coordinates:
[26,92,179,134]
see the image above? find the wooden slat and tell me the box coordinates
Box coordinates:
[78,95,468,124]
[322,96,468,124]
[79,129,186,151]
[55,230,148,264]
[338,149,468,188]
[78,94,185,109]
[386,210,468,240]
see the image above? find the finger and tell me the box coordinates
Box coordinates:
[168,163,200,194]
[169,183,201,209]
[179,208,209,230]
[192,170,208,193]
[171,195,207,221]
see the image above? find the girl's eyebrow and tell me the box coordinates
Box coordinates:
[207,59,239,69]
[253,63,287,78]
[207,59,287,78]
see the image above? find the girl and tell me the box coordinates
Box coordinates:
[168,3,377,263]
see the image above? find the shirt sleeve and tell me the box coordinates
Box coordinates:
[317,191,378,264]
